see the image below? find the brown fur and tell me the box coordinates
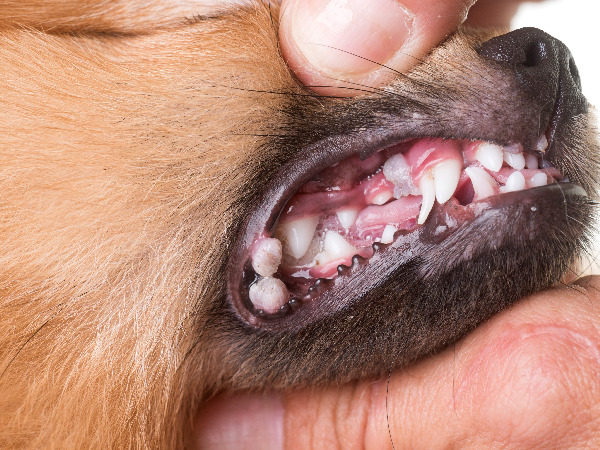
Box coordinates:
[0,2,597,448]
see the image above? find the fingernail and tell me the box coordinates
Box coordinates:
[194,392,284,450]
[290,0,414,76]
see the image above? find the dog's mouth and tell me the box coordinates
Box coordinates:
[250,134,558,306]
[225,27,595,337]
[227,127,585,330]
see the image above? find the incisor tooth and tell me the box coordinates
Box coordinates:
[380,225,397,244]
[476,142,504,172]
[432,159,461,204]
[418,172,435,225]
[528,173,548,187]
[249,277,288,313]
[503,151,526,170]
[502,171,526,192]
[371,190,393,205]
[323,231,358,260]
[465,167,497,200]
[336,208,359,229]
[525,153,538,169]
[279,215,319,260]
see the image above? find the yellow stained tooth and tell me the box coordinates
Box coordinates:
[248,277,288,313]
[418,172,435,225]
[432,159,462,204]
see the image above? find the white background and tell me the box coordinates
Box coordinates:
[513,0,600,273]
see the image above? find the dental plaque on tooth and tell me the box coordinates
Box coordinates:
[246,136,562,316]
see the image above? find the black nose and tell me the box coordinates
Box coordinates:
[478,27,587,142]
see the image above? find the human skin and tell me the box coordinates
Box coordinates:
[195,1,600,447]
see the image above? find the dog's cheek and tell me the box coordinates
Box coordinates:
[0,7,299,448]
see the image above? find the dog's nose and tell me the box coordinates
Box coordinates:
[477,27,587,122]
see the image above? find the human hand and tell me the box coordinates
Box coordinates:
[196,276,600,448]
[279,0,532,96]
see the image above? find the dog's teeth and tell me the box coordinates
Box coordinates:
[432,159,461,204]
[501,171,526,193]
[252,238,282,277]
[503,151,526,170]
[336,208,359,229]
[383,153,420,197]
[417,172,435,224]
[503,143,524,154]
[476,142,504,172]
[528,172,548,187]
[371,190,393,205]
[322,231,358,260]
[525,153,539,169]
[465,167,497,200]
[380,225,397,244]
[536,134,549,153]
[279,216,319,260]
[249,277,288,313]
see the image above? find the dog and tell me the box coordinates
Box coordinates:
[0,1,598,448]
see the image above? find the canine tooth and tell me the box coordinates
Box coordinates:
[252,238,282,277]
[528,173,548,187]
[336,208,359,229]
[372,191,393,205]
[417,172,435,225]
[503,151,526,170]
[476,142,504,172]
[503,171,526,192]
[323,231,358,260]
[383,153,420,197]
[465,167,497,200]
[249,277,288,313]
[380,225,397,244]
[432,159,461,204]
[279,216,319,260]
[536,134,549,153]
[525,154,538,169]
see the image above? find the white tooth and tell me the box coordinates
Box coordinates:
[249,277,288,313]
[536,135,549,153]
[525,153,538,169]
[336,208,359,229]
[279,216,319,260]
[380,225,397,244]
[323,231,357,260]
[465,167,497,200]
[417,172,435,225]
[528,173,548,187]
[503,151,526,170]
[503,171,526,192]
[371,190,393,205]
[252,238,282,277]
[432,159,461,204]
[476,142,504,172]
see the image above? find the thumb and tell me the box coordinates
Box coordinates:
[279,0,477,96]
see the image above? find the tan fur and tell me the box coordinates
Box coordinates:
[0,3,296,447]
[1,2,596,449]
